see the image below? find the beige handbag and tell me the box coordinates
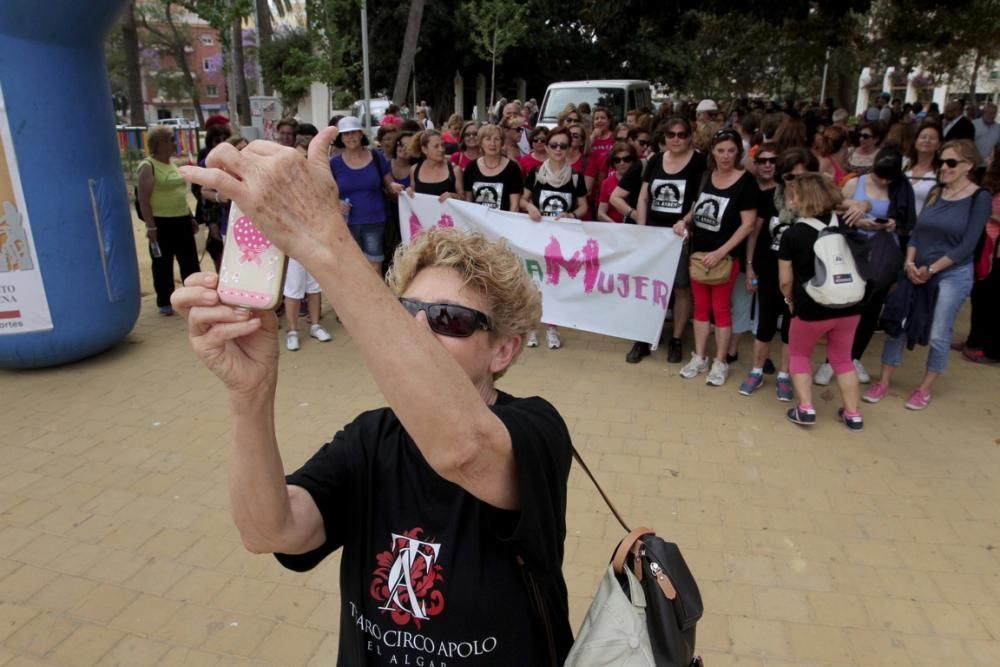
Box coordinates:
[688,251,733,286]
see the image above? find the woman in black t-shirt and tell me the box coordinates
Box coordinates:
[739,145,812,401]
[612,116,706,364]
[676,128,759,387]
[521,126,588,350]
[463,124,524,212]
[778,173,864,430]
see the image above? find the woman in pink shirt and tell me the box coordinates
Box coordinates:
[519,126,550,178]
[597,141,639,223]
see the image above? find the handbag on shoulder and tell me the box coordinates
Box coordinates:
[563,448,704,667]
[688,251,732,286]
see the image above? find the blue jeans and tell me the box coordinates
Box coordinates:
[348,222,385,262]
[881,263,974,373]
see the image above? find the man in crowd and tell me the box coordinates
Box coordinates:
[974,103,1000,161]
[943,100,976,141]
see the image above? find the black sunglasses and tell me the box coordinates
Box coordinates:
[637,139,650,146]
[755,156,777,165]
[399,298,492,337]
[532,135,548,143]
[939,158,966,168]
[782,172,799,183]
[712,129,741,144]
[664,130,690,140]
[859,132,874,139]
[611,155,634,164]
[570,133,584,139]
[548,142,569,150]
[463,132,477,138]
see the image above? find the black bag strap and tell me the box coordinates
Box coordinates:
[571,445,631,533]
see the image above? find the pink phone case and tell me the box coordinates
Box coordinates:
[217,204,287,310]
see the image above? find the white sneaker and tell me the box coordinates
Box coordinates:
[813,362,834,386]
[286,330,300,351]
[310,323,332,342]
[679,353,709,379]
[853,359,870,383]
[546,328,561,349]
[526,331,539,348]
[706,359,729,386]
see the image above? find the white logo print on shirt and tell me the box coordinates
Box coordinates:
[539,189,571,217]
[693,193,730,232]
[650,178,685,213]
[473,181,504,209]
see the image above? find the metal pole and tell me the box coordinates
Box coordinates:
[820,47,831,103]
[361,0,372,135]
[252,0,264,96]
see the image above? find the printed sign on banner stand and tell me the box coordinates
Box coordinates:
[399,194,683,347]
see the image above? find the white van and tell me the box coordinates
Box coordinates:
[351,98,392,139]
[536,80,652,129]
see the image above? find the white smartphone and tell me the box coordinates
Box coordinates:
[217,203,287,310]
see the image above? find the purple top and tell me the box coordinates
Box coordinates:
[330,152,388,225]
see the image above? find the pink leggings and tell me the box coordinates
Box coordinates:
[690,258,741,328]
[788,315,861,376]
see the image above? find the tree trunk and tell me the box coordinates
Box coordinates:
[255,0,273,95]
[232,15,251,124]
[122,0,146,125]
[165,4,205,128]
[969,47,983,103]
[489,22,497,113]
[392,0,426,106]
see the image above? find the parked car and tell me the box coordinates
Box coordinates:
[351,98,392,139]
[536,80,652,129]
[153,117,198,130]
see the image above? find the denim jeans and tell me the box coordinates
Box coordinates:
[881,263,974,373]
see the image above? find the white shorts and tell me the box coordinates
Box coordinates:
[730,272,757,335]
[283,259,321,299]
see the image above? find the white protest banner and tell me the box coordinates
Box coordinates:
[399,194,683,345]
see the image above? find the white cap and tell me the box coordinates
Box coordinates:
[337,116,363,133]
[696,99,718,113]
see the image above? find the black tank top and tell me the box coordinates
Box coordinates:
[414,160,457,197]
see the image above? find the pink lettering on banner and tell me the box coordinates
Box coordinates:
[409,212,455,240]
[594,272,671,311]
[438,214,454,228]
[544,237,600,292]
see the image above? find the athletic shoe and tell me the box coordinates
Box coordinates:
[626,341,650,363]
[526,331,539,348]
[679,353,709,379]
[309,323,332,342]
[813,362,834,386]
[838,408,864,432]
[725,353,739,364]
[286,330,300,351]
[853,359,871,383]
[905,388,932,410]
[775,376,794,402]
[546,328,561,349]
[963,347,998,364]
[158,305,174,316]
[706,359,729,386]
[667,337,683,364]
[762,358,776,375]
[786,406,816,426]
[862,382,889,403]
[738,371,764,396]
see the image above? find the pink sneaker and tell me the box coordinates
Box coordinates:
[905,389,932,410]
[862,382,889,404]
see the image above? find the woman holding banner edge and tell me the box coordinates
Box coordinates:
[521,126,589,349]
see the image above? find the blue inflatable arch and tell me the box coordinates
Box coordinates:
[0,0,140,368]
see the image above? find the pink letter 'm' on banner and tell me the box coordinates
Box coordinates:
[544,237,600,293]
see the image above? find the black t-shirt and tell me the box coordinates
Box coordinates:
[778,213,865,321]
[690,170,759,256]
[464,158,524,212]
[752,185,785,280]
[619,151,707,228]
[275,391,574,666]
[525,168,588,218]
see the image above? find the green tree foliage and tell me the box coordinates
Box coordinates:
[259,28,329,111]
[462,0,528,110]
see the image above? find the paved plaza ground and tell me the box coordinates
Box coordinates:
[1,226,999,666]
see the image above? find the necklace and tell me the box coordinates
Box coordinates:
[483,156,502,170]
[944,179,974,198]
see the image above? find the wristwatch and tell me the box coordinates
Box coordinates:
[928,266,936,275]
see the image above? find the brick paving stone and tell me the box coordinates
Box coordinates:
[1,240,998,664]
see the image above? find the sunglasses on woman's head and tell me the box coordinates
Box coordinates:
[755,156,777,165]
[549,142,569,150]
[664,130,690,140]
[399,298,492,337]
[611,155,634,164]
[939,158,965,168]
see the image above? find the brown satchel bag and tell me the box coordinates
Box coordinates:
[688,251,733,285]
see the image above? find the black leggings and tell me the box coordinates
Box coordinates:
[967,258,1000,359]
[755,274,790,344]
[150,215,200,307]
[850,284,891,361]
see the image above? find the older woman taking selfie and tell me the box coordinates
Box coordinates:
[172,128,575,665]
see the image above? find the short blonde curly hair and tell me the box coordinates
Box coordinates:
[386,228,542,373]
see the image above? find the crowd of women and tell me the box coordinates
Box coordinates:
[140,94,998,430]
